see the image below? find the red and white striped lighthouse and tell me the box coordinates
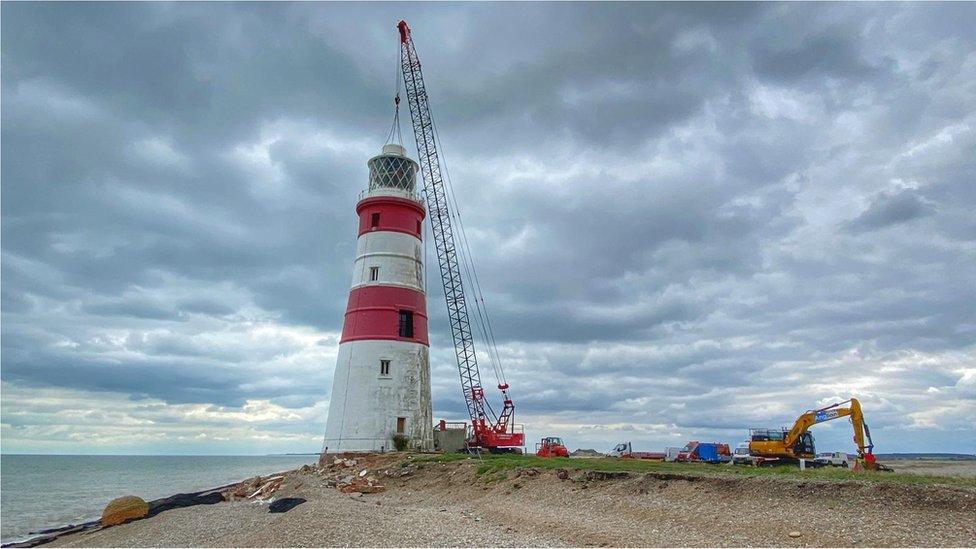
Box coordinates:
[323,144,433,452]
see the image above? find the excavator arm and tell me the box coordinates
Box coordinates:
[785,399,874,460]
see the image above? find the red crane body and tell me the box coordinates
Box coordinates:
[397,20,524,452]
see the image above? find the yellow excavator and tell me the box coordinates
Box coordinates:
[748,398,892,471]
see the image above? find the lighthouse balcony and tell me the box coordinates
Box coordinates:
[359,187,423,204]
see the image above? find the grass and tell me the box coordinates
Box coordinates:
[404,453,976,489]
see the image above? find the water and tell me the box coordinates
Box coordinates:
[0,454,315,543]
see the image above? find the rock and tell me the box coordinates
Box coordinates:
[101,496,149,527]
[359,469,368,477]
[358,484,386,494]
[555,469,570,480]
[268,497,306,513]
[789,531,802,538]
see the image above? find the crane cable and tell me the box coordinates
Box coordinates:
[427,104,509,392]
[385,39,404,147]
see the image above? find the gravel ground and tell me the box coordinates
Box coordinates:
[44,457,976,547]
[884,459,976,478]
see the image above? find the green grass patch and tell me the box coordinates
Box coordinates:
[405,453,975,489]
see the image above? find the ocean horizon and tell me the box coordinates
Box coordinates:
[0,454,316,543]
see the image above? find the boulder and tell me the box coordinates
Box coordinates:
[101,496,149,527]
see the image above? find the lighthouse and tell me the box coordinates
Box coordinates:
[323,143,434,453]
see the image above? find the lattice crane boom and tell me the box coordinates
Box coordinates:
[397,20,523,450]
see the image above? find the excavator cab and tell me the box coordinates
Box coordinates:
[793,431,816,457]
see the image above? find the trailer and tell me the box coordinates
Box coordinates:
[609,442,665,460]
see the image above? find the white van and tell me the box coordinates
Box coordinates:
[732,443,752,465]
[814,452,850,467]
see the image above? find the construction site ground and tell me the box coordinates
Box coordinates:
[44,453,976,548]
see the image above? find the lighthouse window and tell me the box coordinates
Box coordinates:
[398,310,414,338]
[369,266,379,281]
[370,213,380,228]
[416,220,422,234]
[380,359,390,376]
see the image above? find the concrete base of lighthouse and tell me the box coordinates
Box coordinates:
[324,340,433,453]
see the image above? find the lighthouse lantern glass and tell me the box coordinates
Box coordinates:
[368,155,417,193]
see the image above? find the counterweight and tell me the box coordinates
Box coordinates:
[398,20,523,450]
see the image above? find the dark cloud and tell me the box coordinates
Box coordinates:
[2,2,975,454]
[846,189,936,233]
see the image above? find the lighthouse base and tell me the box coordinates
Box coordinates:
[324,340,433,453]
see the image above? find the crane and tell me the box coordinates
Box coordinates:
[397,20,524,452]
[748,398,891,471]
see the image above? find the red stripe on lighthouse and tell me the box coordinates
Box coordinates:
[357,195,425,239]
[340,285,429,346]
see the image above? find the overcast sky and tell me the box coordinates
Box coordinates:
[2,2,974,455]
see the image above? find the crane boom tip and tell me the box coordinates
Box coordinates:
[397,20,410,43]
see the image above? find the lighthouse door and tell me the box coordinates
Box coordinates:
[396,417,406,434]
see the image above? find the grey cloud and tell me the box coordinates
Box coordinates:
[846,189,936,233]
[2,2,975,454]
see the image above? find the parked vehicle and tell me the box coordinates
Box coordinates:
[664,447,681,462]
[814,452,850,467]
[676,441,732,463]
[535,436,569,458]
[748,398,891,471]
[732,443,753,465]
[609,441,665,460]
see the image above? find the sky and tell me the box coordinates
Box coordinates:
[2,2,974,455]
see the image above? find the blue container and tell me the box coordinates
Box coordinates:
[697,443,720,463]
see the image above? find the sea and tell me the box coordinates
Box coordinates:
[0,454,316,543]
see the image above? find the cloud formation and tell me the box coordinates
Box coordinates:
[2,2,974,454]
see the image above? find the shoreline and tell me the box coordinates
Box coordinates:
[1,466,302,549]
